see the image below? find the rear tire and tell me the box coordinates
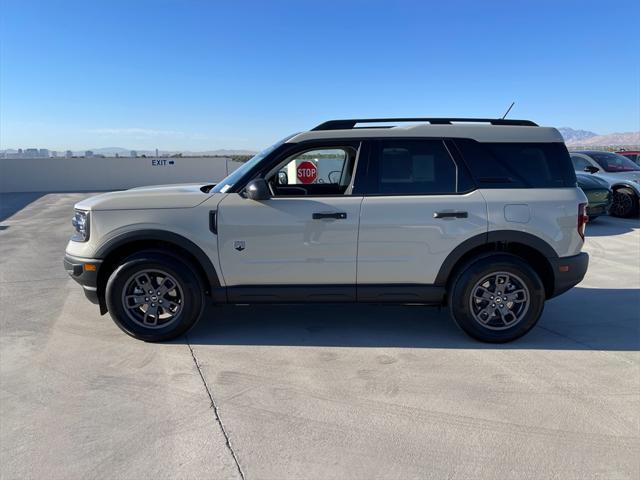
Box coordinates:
[610,187,639,217]
[105,251,205,341]
[448,254,545,343]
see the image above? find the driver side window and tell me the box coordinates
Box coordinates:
[571,155,591,171]
[269,146,357,196]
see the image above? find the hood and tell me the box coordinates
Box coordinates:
[575,173,610,190]
[602,171,640,182]
[75,183,216,211]
[595,171,640,190]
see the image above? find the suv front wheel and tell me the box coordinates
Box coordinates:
[105,251,205,342]
[610,187,639,218]
[448,254,545,343]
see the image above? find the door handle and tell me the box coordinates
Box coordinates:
[433,211,468,219]
[312,212,347,220]
[209,210,217,234]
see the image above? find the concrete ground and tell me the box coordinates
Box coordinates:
[1,192,638,480]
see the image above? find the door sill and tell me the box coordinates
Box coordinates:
[223,284,445,304]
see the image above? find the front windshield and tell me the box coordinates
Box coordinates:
[590,152,640,172]
[211,134,297,193]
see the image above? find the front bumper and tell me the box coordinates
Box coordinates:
[548,252,589,298]
[63,253,103,305]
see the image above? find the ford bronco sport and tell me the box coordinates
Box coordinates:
[64,118,589,343]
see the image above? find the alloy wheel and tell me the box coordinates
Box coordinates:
[468,271,530,330]
[611,191,632,217]
[121,269,184,329]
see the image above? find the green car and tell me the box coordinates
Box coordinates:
[576,172,612,219]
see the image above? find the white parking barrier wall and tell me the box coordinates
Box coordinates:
[0,157,243,193]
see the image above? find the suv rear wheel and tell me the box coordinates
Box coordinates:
[105,251,205,342]
[448,254,545,343]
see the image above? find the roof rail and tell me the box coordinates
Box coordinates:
[311,118,538,131]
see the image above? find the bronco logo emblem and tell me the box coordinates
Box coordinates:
[234,240,246,252]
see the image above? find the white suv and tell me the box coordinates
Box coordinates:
[64,118,589,343]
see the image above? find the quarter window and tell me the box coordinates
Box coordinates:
[454,139,576,188]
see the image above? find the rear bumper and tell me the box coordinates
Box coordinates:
[63,253,103,305]
[548,252,589,298]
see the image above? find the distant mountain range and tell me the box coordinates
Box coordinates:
[559,128,640,146]
[557,128,598,144]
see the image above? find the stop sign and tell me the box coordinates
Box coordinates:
[296,161,317,184]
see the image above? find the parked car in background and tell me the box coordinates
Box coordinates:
[616,150,640,165]
[570,151,640,217]
[575,172,611,220]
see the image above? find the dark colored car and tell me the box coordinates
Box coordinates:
[616,150,640,165]
[575,173,611,219]
[571,151,640,217]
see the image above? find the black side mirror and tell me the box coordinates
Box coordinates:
[245,178,271,201]
[584,165,599,174]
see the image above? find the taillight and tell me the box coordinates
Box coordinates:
[577,203,588,240]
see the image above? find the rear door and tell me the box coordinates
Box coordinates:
[356,138,487,293]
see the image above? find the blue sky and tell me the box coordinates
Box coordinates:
[1,0,638,151]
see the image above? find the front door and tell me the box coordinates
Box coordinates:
[217,143,364,297]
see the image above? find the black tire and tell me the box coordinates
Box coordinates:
[105,251,205,342]
[610,187,639,218]
[448,254,545,343]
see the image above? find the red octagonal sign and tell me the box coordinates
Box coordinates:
[296,161,317,184]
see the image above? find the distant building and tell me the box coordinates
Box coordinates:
[4,148,25,159]
[130,150,137,158]
[85,150,94,158]
[51,151,57,157]
[39,149,50,157]
[65,150,73,158]
[25,148,39,157]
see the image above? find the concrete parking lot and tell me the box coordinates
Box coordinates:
[1,192,639,479]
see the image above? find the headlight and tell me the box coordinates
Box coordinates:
[71,209,90,242]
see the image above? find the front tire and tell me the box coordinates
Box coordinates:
[610,187,639,217]
[448,254,545,343]
[105,251,205,341]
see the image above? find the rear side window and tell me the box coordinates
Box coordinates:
[453,139,576,188]
[370,139,458,194]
